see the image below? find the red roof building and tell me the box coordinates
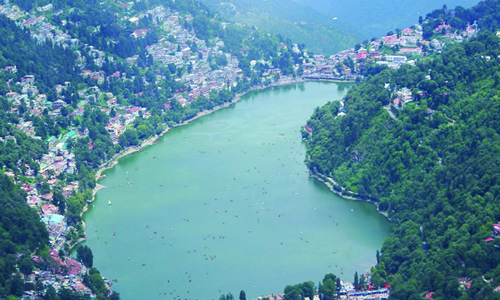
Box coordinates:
[41,204,58,217]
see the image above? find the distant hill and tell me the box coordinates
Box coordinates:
[199,0,363,55]
[294,0,480,38]
[201,0,481,55]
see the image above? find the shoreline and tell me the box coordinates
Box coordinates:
[309,171,391,220]
[79,77,361,245]
[302,77,356,83]
[75,78,389,293]
[84,78,306,218]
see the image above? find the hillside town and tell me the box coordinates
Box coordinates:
[302,21,478,81]
[0,0,485,299]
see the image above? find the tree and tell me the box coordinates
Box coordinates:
[359,274,366,290]
[118,129,139,147]
[19,256,34,275]
[8,274,25,296]
[38,182,51,194]
[319,273,337,300]
[283,287,301,300]
[239,290,246,300]
[84,268,107,294]
[77,245,94,268]
[66,193,86,222]
[89,272,107,293]
[53,191,66,214]
[43,285,58,300]
[284,281,315,300]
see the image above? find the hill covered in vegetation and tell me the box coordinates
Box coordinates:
[295,0,479,39]
[304,1,500,298]
[199,0,362,55]
[202,0,481,55]
[0,0,310,298]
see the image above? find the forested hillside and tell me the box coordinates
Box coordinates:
[199,0,361,55]
[0,16,80,99]
[304,5,500,299]
[422,0,500,38]
[295,0,479,39]
[0,173,49,297]
[202,0,480,55]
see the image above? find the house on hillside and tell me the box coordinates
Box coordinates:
[131,29,149,38]
[399,47,422,56]
[434,22,451,33]
[392,98,401,109]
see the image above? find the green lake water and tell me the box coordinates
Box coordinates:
[83,82,390,300]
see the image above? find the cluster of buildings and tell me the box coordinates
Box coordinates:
[0,1,258,296]
[390,86,421,110]
[0,1,77,47]
[342,288,390,300]
[254,278,390,300]
[22,14,77,46]
[0,0,23,20]
[26,248,109,298]
[304,21,478,80]
[337,278,390,300]
[139,6,244,104]
[0,3,155,298]
[2,77,124,296]
[23,270,92,299]
[39,203,66,248]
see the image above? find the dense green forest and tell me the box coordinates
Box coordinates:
[0,174,48,296]
[304,17,500,300]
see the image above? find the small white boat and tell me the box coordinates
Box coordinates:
[108,200,112,205]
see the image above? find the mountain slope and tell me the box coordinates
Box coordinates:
[199,0,363,54]
[304,1,500,298]
[294,0,480,39]
[201,0,481,55]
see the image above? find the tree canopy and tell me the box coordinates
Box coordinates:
[305,30,500,299]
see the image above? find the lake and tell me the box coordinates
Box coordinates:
[83,81,390,300]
